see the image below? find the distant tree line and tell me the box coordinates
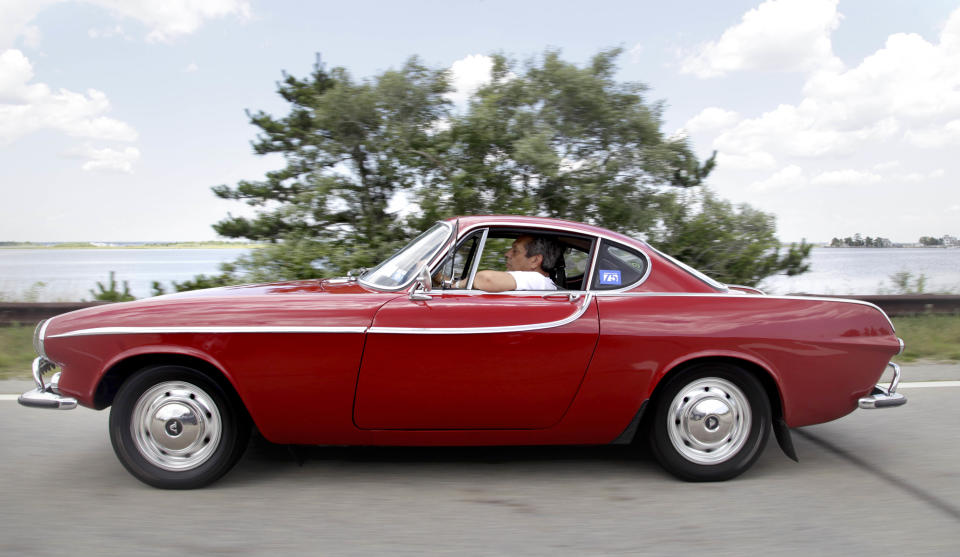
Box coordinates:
[830,234,892,248]
[830,234,956,247]
[919,236,946,246]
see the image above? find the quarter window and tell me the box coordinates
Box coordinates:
[590,240,648,290]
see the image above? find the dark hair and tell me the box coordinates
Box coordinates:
[523,235,562,272]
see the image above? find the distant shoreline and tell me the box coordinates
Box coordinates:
[0,242,264,250]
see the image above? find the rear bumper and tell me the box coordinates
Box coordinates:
[18,357,77,410]
[858,362,906,409]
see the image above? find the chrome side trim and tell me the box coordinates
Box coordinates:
[897,337,905,355]
[369,293,594,335]
[49,326,367,338]
[591,291,897,329]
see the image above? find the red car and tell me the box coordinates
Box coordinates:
[20,216,905,488]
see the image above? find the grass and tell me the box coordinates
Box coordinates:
[0,325,35,380]
[891,314,960,363]
[0,314,956,381]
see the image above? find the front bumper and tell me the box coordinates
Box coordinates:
[858,362,906,409]
[18,357,77,410]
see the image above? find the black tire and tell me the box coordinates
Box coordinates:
[649,362,771,481]
[109,365,250,489]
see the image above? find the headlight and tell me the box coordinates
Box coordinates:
[33,319,47,358]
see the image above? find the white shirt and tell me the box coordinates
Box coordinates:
[507,271,558,291]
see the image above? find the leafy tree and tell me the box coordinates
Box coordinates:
[186,49,808,289]
[919,236,943,246]
[209,54,452,280]
[830,237,842,247]
[413,49,714,235]
[651,188,811,287]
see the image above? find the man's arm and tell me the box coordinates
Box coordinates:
[472,270,518,292]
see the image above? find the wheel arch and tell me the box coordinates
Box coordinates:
[639,355,786,443]
[93,352,246,421]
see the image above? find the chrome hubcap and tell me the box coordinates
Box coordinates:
[667,378,752,465]
[131,381,221,471]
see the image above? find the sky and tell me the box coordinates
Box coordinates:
[1,0,959,244]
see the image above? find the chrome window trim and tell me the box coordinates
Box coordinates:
[465,228,489,290]
[586,238,653,293]
[48,326,367,338]
[368,293,594,335]
[358,221,454,292]
[450,221,645,292]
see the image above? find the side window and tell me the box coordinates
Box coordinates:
[433,231,482,288]
[477,237,513,273]
[590,240,648,290]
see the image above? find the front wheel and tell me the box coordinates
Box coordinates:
[109,365,250,489]
[649,363,771,481]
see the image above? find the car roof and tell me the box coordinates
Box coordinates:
[445,215,647,249]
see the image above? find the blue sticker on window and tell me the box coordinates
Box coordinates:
[598,269,621,285]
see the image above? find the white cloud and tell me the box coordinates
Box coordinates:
[680,0,843,78]
[811,169,882,186]
[86,0,251,43]
[21,25,42,48]
[0,49,137,144]
[73,144,141,173]
[715,151,776,171]
[88,24,131,40]
[684,107,740,133]
[872,160,900,171]
[750,164,805,191]
[904,120,960,148]
[0,0,59,49]
[445,54,494,110]
[184,62,199,72]
[2,1,251,48]
[628,42,643,63]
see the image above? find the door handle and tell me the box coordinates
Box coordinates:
[542,292,582,302]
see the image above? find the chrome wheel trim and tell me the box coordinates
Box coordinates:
[130,381,222,472]
[666,377,752,465]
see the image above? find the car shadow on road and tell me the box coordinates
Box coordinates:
[219,430,667,486]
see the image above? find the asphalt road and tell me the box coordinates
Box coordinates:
[1,370,958,556]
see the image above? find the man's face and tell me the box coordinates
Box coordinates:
[505,236,540,272]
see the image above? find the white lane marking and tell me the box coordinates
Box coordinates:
[1,381,959,401]
[896,381,960,389]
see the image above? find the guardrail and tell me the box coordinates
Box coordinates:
[0,302,110,326]
[1,295,958,326]
[789,294,960,317]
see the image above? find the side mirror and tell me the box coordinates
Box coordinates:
[409,265,432,301]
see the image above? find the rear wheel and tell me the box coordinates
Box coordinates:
[650,363,771,481]
[109,365,250,489]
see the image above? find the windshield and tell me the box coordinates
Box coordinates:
[360,222,452,289]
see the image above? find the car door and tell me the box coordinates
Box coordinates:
[353,229,600,430]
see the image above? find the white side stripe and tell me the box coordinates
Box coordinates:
[48,326,367,338]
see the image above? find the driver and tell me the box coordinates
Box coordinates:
[455,234,561,292]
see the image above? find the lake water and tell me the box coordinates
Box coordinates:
[0,248,251,302]
[0,247,957,301]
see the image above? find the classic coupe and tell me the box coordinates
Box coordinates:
[20,216,906,488]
